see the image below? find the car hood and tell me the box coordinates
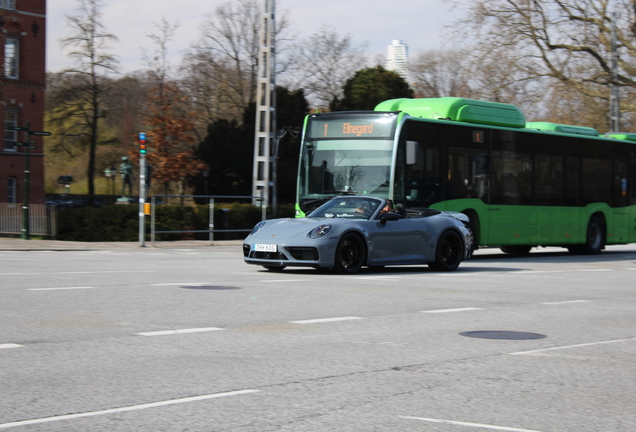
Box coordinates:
[247,217,346,242]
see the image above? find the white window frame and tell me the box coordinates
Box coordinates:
[0,1,16,10]
[4,110,18,151]
[7,177,17,203]
[4,37,18,79]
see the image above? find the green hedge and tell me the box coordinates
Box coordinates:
[56,203,295,242]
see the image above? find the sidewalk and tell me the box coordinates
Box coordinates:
[0,237,243,251]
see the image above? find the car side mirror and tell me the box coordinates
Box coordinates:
[380,212,401,224]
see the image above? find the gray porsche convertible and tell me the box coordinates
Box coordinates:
[243,196,473,274]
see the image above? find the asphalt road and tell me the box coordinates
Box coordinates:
[1,243,635,431]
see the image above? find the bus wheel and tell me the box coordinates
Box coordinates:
[429,230,463,272]
[334,234,366,274]
[577,216,605,255]
[463,211,479,259]
[500,245,532,254]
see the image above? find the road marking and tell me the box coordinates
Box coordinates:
[0,389,259,430]
[0,270,154,276]
[137,327,225,336]
[509,336,636,356]
[27,287,94,291]
[575,269,610,272]
[0,344,22,349]
[541,300,588,305]
[290,316,363,324]
[353,276,401,280]
[400,416,545,431]
[510,270,566,274]
[150,282,209,286]
[422,307,482,314]
[260,279,312,283]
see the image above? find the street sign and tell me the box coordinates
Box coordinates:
[8,126,29,131]
[14,142,37,149]
[30,131,52,136]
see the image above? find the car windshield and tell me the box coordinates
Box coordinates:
[309,197,382,220]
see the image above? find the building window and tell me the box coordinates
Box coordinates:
[4,37,18,78]
[7,177,17,203]
[4,111,18,151]
[0,1,16,10]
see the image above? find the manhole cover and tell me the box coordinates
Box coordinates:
[459,331,547,340]
[180,286,240,290]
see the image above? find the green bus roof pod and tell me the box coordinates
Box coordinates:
[605,132,636,142]
[525,122,599,137]
[374,97,526,128]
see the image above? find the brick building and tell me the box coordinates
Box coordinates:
[0,0,46,204]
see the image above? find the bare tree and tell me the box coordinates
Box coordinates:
[453,0,636,109]
[409,50,473,98]
[57,0,119,203]
[288,24,369,108]
[141,17,179,101]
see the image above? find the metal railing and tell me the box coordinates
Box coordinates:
[149,195,265,247]
[0,203,57,237]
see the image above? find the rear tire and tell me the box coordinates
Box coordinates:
[334,233,365,274]
[429,230,463,272]
[568,216,604,255]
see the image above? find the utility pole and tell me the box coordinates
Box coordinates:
[9,122,51,240]
[609,12,620,132]
[252,0,277,212]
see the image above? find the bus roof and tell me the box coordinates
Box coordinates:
[525,122,599,137]
[374,97,526,129]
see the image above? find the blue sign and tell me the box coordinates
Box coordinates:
[139,132,146,140]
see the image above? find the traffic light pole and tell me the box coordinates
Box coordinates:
[138,132,147,247]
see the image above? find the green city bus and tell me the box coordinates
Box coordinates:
[295,97,636,254]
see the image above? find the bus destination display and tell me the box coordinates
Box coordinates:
[308,116,396,139]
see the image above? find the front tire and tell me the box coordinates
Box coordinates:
[334,233,366,274]
[429,230,464,272]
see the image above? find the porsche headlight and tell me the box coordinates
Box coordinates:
[308,224,332,239]
[250,221,267,236]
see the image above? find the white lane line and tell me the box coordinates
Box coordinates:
[290,316,363,324]
[509,270,566,274]
[575,269,610,272]
[137,327,225,336]
[0,344,22,349]
[541,300,589,305]
[260,279,312,283]
[353,276,401,280]
[27,287,95,291]
[509,336,636,356]
[400,416,545,431]
[0,270,154,276]
[150,282,209,286]
[0,389,259,430]
[422,307,482,314]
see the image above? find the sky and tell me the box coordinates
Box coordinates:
[46,0,462,74]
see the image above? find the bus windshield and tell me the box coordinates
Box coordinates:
[298,113,398,212]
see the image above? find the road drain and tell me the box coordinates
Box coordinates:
[459,331,547,340]
[180,286,241,290]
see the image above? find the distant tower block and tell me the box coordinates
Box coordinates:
[385,39,410,83]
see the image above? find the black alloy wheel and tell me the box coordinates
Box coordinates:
[429,230,463,271]
[334,234,365,274]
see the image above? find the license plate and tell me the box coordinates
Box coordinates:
[254,244,277,252]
